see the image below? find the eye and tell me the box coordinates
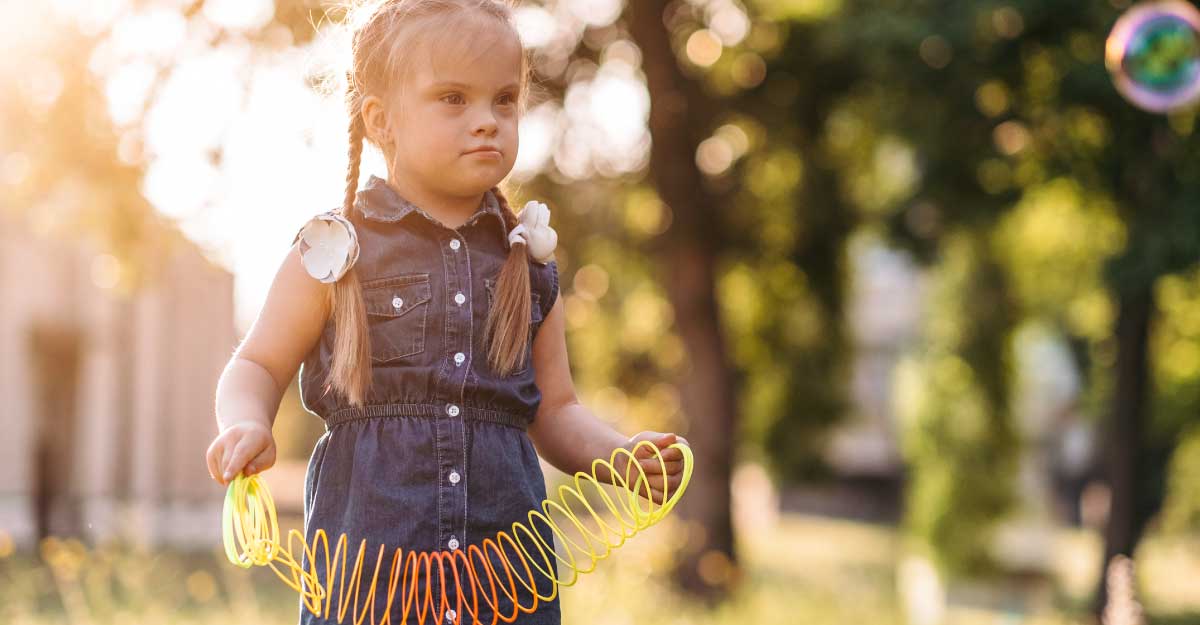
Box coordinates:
[497,92,516,106]
[441,93,465,105]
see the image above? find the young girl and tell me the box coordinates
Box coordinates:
[204,1,689,624]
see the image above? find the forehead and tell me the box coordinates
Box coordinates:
[407,15,522,92]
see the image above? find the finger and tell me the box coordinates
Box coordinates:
[206,445,222,484]
[245,447,275,476]
[638,458,682,474]
[641,486,667,505]
[223,437,259,482]
[217,443,234,485]
[632,440,659,456]
[638,472,667,491]
[637,460,665,475]
[658,447,683,462]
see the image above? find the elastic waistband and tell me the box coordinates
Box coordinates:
[325,403,529,431]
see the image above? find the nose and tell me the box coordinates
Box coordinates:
[472,105,498,136]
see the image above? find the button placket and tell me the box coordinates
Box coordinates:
[436,225,473,573]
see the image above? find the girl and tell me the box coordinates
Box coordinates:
[203,1,689,624]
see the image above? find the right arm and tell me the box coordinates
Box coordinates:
[206,241,332,486]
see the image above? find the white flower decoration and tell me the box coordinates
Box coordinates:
[508,200,558,263]
[297,212,360,283]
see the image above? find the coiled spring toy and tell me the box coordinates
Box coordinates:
[222,441,693,624]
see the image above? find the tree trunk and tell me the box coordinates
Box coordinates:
[627,0,738,601]
[1093,285,1154,618]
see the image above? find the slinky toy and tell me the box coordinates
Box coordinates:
[222,441,694,624]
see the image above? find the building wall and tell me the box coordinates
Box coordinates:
[0,215,236,552]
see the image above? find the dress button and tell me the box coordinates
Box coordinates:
[449,470,460,484]
[448,536,459,550]
[444,608,457,622]
[454,352,465,365]
[392,296,403,309]
[446,404,460,417]
[449,239,461,251]
[454,292,466,305]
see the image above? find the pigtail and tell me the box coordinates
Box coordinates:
[484,186,534,377]
[326,77,373,407]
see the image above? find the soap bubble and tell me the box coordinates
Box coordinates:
[1105,0,1200,113]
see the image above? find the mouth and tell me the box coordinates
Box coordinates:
[465,146,502,157]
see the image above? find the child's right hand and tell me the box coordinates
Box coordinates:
[206,422,277,487]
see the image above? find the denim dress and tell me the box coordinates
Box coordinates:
[293,174,562,625]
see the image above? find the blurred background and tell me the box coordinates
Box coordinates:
[4,0,1200,623]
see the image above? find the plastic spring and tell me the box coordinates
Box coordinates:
[222,441,693,624]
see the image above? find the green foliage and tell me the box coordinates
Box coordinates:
[893,231,1019,576]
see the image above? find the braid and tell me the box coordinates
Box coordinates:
[342,78,365,215]
[325,78,372,406]
[484,185,534,377]
[491,184,519,230]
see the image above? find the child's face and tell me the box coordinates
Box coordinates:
[372,30,522,202]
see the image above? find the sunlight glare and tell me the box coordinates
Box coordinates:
[512,103,561,181]
[564,0,622,28]
[513,6,557,48]
[108,8,187,61]
[202,0,274,32]
[143,45,247,157]
[105,61,157,127]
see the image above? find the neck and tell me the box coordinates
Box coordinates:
[386,174,485,230]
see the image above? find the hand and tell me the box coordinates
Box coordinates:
[206,422,277,487]
[616,431,690,505]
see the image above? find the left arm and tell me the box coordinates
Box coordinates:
[528,295,687,499]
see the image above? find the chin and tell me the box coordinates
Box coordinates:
[466,170,511,192]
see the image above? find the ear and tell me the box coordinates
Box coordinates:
[360,93,390,145]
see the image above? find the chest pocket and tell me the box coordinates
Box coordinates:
[361,273,432,364]
[485,276,543,376]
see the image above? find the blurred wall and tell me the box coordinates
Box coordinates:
[0,213,235,551]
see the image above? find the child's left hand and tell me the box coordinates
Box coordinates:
[618,431,690,505]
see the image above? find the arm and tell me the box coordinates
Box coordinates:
[528,297,687,496]
[206,241,332,485]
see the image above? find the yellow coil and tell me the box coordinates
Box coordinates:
[222,441,693,624]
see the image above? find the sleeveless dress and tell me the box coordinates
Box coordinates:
[293,174,562,625]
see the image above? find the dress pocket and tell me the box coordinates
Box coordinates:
[484,276,542,376]
[361,273,432,363]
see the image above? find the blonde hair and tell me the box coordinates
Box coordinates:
[326,0,536,406]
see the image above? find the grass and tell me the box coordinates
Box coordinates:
[3,505,1200,624]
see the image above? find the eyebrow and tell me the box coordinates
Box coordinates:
[429,81,520,92]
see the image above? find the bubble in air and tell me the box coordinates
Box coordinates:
[1106,0,1200,113]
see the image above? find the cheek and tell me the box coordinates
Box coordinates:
[403,125,454,157]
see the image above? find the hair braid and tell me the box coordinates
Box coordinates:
[484,185,534,377]
[325,78,372,406]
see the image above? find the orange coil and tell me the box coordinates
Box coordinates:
[223,441,693,624]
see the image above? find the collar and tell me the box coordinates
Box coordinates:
[355,174,508,239]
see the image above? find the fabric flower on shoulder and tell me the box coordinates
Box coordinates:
[508,200,557,264]
[297,212,360,283]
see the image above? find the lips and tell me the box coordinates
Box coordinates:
[465,146,501,155]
